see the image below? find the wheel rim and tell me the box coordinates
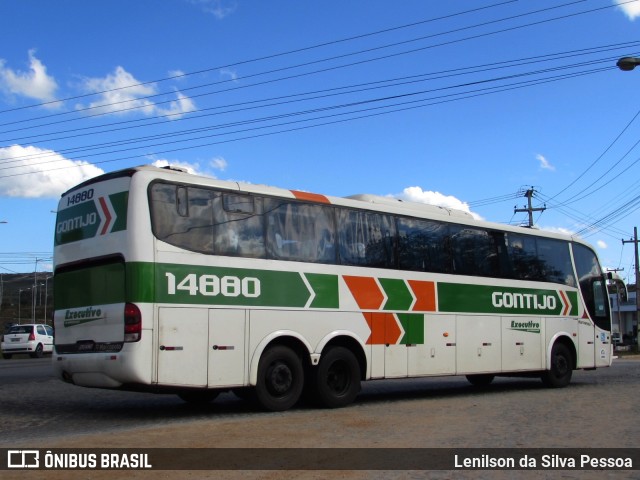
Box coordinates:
[266,361,293,396]
[326,360,350,395]
[554,353,569,377]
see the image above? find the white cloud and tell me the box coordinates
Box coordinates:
[219,69,238,82]
[188,0,237,19]
[155,91,197,117]
[615,0,640,20]
[0,50,59,104]
[210,156,228,171]
[0,145,104,198]
[76,66,196,118]
[151,159,209,176]
[536,154,555,171]
[538,226,575,236]
[151,156,227,176]
[392,186,481,219]
[168,70,187,80]
[597,240,608,249]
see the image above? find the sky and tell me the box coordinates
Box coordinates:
[0,0,639,281]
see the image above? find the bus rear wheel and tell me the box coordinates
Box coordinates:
[256,345,304,412]
[315,347,361,408]
[541,342,573,388]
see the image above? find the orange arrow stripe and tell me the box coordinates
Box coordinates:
[559,290,570,316]
[344,276,384,310]
[408,280,436,311]
[99,197,112,236]
[290,190,330,204]
[363,312,402,345]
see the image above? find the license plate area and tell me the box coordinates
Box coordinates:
[76,340,95,352]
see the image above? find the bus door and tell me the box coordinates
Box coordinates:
[577,319,595,368]
[456,315,501,374]
[157,307,246,387]
[408,314,456,376]
[572,243,612,368]
[157,307,208,386]
[207,309,246,387]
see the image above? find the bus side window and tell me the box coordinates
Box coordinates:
[149,183,214,254]
[397,217,451,274]
[537,238,575,287]
[337,209,395,268]
[213,194,265,258]
[505,233,542,281]
[176,186,188,217]
[265,199,336,264]
[450,226,499,277]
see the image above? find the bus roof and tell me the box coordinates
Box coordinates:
[68,164,587,246]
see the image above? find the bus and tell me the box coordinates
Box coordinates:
[52,165,613,411]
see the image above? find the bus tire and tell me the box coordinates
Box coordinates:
[541,342,573,388]
[315,347,361,409]
[256,345,304,412]
[466,374,495,387]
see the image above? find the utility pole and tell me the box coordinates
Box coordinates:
[607,268,625,336]
[514,187,546,227]
[622,227,640,350]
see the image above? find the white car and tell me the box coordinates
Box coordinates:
[1,324,54,359]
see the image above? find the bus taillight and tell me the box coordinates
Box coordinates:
[124,303,142,342]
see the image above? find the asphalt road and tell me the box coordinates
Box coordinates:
[1,355,639,479]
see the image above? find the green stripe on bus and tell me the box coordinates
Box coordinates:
[127,262,341,309]
[437,283,577,316]
[397,313,424,344]
[109,191,129,233]
[306,273,339,309]
[379,278,413,311]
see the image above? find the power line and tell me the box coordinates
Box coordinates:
[0,64,614,178]
[3,40,634,148]
[0,0,520,116]
[546,106,640,204]
[0,55,623,168]
[0,0,621,131]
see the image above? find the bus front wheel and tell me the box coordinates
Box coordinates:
[256,345,304,412]
[541,342,573,388]
[315,347,361,408]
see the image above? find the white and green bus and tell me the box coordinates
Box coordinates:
[52,165,612,411]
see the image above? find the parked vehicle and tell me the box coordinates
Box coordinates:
[3,322,17,334]
[612,332,623,345]
[1,324,54,359]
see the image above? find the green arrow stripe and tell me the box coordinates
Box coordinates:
[305,273,339,309]
[397,313,424,344]
[379,278,413,311]
[109,191,129,233]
